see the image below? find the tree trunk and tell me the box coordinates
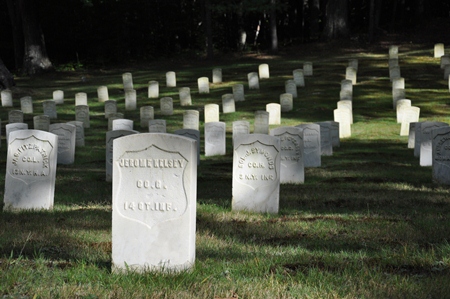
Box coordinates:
[19,0,53,75]
[269,0,278,53]
[6,0,23,71]
[237,0,247,51]
[309,0,320,40]
[323,0,349,40]
[0,58,15,89]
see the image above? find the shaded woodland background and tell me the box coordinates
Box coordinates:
[1,0,450,81]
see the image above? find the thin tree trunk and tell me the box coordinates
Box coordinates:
[270,0,278,53]
[323,0,349,40]
[6,0,23,71]
[0,58,15,89]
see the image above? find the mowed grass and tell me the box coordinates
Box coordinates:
[1,41,450,298]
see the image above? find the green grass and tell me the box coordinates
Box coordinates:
[1,42,450,298]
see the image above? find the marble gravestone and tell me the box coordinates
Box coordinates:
[327,121,340,148]
[389,59,399,69]
[1,89,13,107]
[441,56,450,69]
[337,100,353,124]
[280,93,293,112]
[122,72,134,91]
[432,126,450,184]
[204,122,226,156]
[285,80,298,98]
[49,123,76,165]
[9,110,23,124]
[414,122,423,158]
[3,130,58,210]
[53,90,64,105]
[33,115,50,131]
[232,134,281,213]
[293,69,305,87]
[392,88,405,109]
[148,81,159,98]
[389,66,401,82]
[348,59,358,71]
[392,77,405,90]
[174,129,200,165]
[396,99,411,123]
[97,86,109,102]
[105,100,117,119]
[247,72,260,90]
[232,121,250,140]
[258,64,270,79]
[43,100,57,119]
[148,120,167,133]
[105,129,138,182]
[20,96,33,113]
[266,103,281,125]
[204,104,219,123]
[232,84,245,102]
[270,127,304,184]
[140,106,154,128]
[419,121,448,167]
[112,119,134,131]
[434,43,444,58]
[179,87,192,106]
[75,92,88,106]
[183,110,200,131]
[108,113,124,131]
[160,97,173,116]
[316,122,333,156]
[408,122,417,149]
[345,66,357,84]
[389,45,399,59]
[67,121,85,147]
[125,89,137,111]
[112,133,197,272]
[198,77,210,94]
[75,105,90,128]
[254,111,269,134]
[166,71,176,87]
[303,62,313,76]
[400,106,420,136]
[5,123,28,143]
[296,123,321,167]
[212,68,222,84]
[222,94,235,114]
[334,108,352,138]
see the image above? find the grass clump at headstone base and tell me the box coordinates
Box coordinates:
[1,41,450,299]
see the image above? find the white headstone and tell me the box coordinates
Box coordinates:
[212,68,222,83]
[75,105,90,129]
[341,79,353,93]
[444,65,450,80]
[112,133,197,272]
[8,110,23,124]
[204,121,226,156]
[43,100,57,119]
[4,130,58,211]
[183,110,200,131]
[113,119,134,131]
[75,92,88,106]
[266,103,281,125]
[166,71,176,87]
[204,104,219,123]
[148,81,159,98]
[33,115,50,131]
[440,55,450,69]
[140,106,154,128]
[303,62,313,76]
[296,123,321,167]
[49,123,76,165]
[270,127,304,184]
[97,86,109,102]
[125,89,137,111]
[105,130,138,182]
[340,90,352,101]
[414,122,423,157]
[389,45,399,59]
[20,96,33,114]
[392,88,406,109]
[232,134,280,213]
[222,94,235,114]
[280,93,293,112]
[293,69,305,87]
[392,77,405,90]
[160,97,173,116]
[389,66,401,82]
[432,126,450,184]
[108,113,124,131]
[1,89,13,107]
[337,100,353,124]
[232,84,245,102]
[400,106,420,136]
[5,123,28,143]
[419,121,448,167]
[105,100,117,119]
[316,122,333,156]
[53,90,64,105]
[345,66,357,85]
[232,121,250,140]
[174,129,200,165]
[122,72,134,91]
[333,108,352,138]
[327,121,340,147]
[254,111,269,134]
[434,43,445,58]
[388,58,399,69]
[348,59,358,71]
[258,63,270,79]
[247,72,260,90]
[67,121,85,147]
[396,99,412,123]
[179,87,192,106]
[148,120,167,133]
[198,77,210,94]
[285,80,298,98]
[408,122,416,149]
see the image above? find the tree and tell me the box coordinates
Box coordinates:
[269,0,278,53]
[6,0,53,75]
[0,57,15,89]
[323,0,349,40]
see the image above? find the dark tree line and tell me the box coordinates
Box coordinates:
[0,0,449,83]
